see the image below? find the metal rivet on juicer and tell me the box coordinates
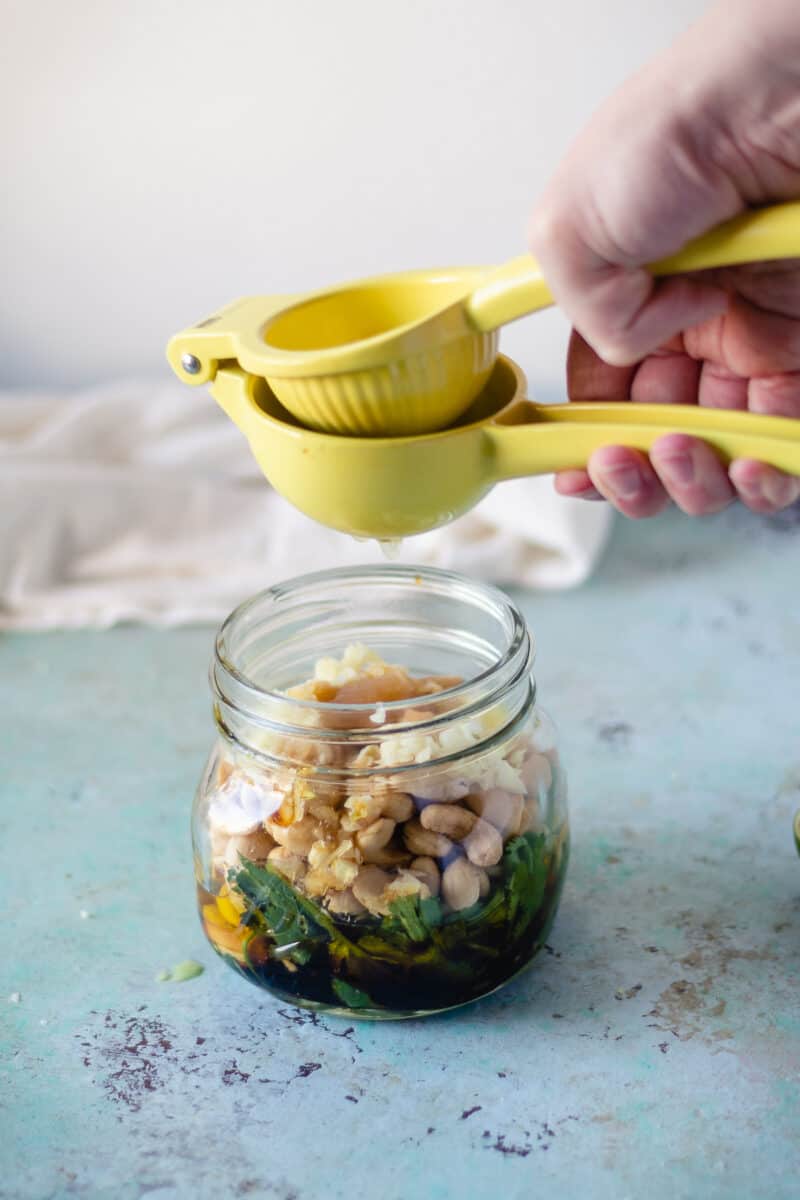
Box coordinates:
[181,353,202,375]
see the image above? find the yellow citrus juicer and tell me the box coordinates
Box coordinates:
[166,203,800,539]
[169,202,800,437]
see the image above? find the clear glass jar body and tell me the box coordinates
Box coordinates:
[193,566,568,1019]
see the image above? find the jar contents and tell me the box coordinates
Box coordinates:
[197,644,568,1017]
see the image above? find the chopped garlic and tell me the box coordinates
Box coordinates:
[314,643,386,686]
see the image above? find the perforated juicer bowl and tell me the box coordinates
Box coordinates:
[167,268,497,437]
[169,202,800,439]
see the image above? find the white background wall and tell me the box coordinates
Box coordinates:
[1,0,706,392]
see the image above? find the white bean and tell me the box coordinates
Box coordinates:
[442,858,481,911]
[420,803,476,840]
[403,820,453,859]
[462,818,503,867]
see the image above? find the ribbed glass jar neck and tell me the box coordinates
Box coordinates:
[211,565,535,776]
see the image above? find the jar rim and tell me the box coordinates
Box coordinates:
[215,564,532,712]
[211,565,535,772]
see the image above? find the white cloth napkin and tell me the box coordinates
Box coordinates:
[0,380,612,629]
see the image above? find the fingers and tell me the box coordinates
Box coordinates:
[567,330,704,407]
[556,446,800,516]
[566,330,638,401]
[696,361,749,409]
[580,436,737,518]
[559,439,800,517]
[649,434,734,515]
[584,447,670,518]
[748,370,800,418]
[629,350,702,406]
[554,469,603,501]
[685,283,800,377]
[729,459,800,513]
[579,274,730,368]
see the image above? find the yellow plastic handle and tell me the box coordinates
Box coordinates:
[465,201,800,334]
[485,400,800,480]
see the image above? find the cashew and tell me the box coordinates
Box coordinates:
[442,857,482,911]
[462,817,503,867]
[355,817,396,856]
[379,791,416,822]
[467,789,524,839]
[325,888,367,916]
[410,856,441,897]
[403,819,454,859]
[420,803,477,840]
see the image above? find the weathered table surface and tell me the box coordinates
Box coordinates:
[2,504,799,1200]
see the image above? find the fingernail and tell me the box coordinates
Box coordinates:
[762,474,800,508]
[596,462,644,500]
[573,484,605,501]
[657,452,695,486]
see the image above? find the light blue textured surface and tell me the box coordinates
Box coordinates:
[2,504,799,1200]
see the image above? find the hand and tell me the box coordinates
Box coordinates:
[556,261,800,516]
[528,0,800,517]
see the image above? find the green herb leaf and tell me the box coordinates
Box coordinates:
[332,978,374,1009]
[418,895,444,930]
[386,895,431,944]
[234,858,334,948]
[355,933,415,964]
[504,834,548,937]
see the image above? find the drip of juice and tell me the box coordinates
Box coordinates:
[378,539,403,561]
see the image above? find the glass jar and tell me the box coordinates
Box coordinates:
[193,565,568,1019]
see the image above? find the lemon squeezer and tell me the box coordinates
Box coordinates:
[167,202,800,538]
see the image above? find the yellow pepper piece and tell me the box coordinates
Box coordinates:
[216,891,244,927]
[202,902,228,929]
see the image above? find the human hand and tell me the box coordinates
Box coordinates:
[555,261,800,516]
[528,0,800,517]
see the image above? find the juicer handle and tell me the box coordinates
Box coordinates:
[166,296,292,386]
[484,401,800,481]
[464,201,800,334]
